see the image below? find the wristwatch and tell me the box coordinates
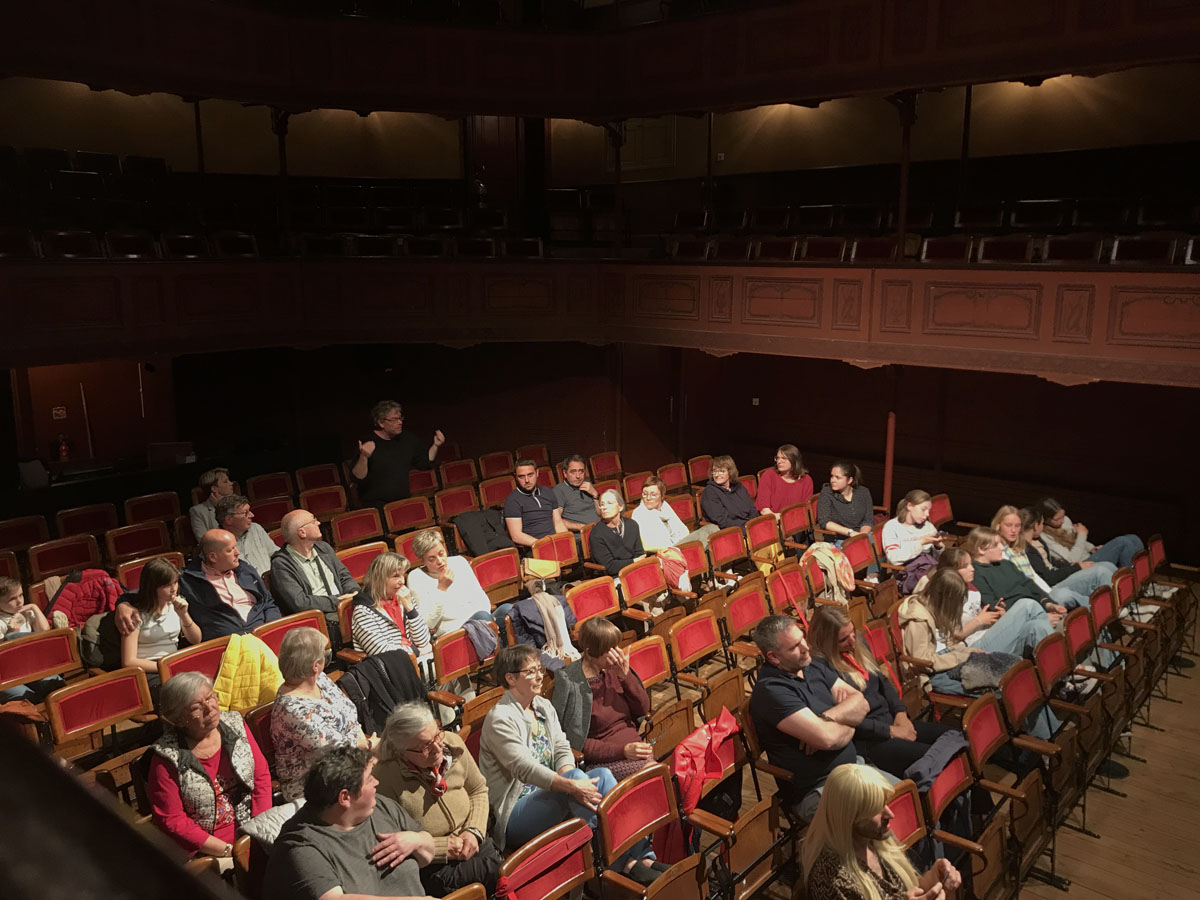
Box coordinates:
[224,843,234,858]
[463,826,484,844]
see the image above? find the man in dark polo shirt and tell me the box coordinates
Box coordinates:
[750,614,895,822]
[503,458,567,552]
[350,400,445,507]
[552,454,600,534]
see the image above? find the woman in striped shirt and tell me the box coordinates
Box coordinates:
[351,551,431,660]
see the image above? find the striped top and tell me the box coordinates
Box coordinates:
[351,588,431,657]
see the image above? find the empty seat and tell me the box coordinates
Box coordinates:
[753,238,798,262]
[104,229,160,259]
[471,207,507,232]
[28,534,101,580]
[0,228,38,259]
[124,492,181,526]
[56,503,118,539]
[324,206,370,230]
[330,508,384,549]
[105,522,171,564]
[673,209,710,233]
[1073,197,1127,229]
[74,151,122,177]
[347,234,399,257]
[791,205,836,231]
[246,472,294,502]
[454,237,496,258]
[211,230,259,258]
[39,230,104,259]
[300,234,349,257]
[502,238,543,258]
[749,207,790,234]
[425,208,464,232]
[801,236,846,262]
[976,234,1036,263]
[1110,233,1184,265]
[953,202,1005,229]
[1010,199,1070,229]
[162,232,211,259]
[711,239,752,262]
[0,515,50,553]
[299,486,348,520]
[321,183,365,207]
[838,204,887,231]
[1043,233,1106,264]
[404,237,446,257]
[295,464,341,493]
[23,147,72,173]
[372,206,422,232]
[920,236,973,263]
[849,237,897,263]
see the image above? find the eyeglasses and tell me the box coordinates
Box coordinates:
[518,665,546,678]
[233,508,254,518]
[405,728,445,755]
[381,415,404,423]
[299,518,320,529]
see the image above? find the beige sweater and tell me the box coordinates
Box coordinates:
[373,732,490,862]
[897,595,971,690]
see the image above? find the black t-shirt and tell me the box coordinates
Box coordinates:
[356,431,431,505]
[502,486,560,540]
[750,661,857,794]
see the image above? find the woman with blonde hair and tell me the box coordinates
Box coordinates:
[351,551,431,658]
[807,605,949,778]
[699,454,758,530]
[406,527,495,635]
[803,763,960,900]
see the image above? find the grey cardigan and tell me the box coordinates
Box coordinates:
[550,659,592,752]
[479,691,575,843]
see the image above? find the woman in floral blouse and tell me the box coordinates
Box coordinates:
[270,627,375,800]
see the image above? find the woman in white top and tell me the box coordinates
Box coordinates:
[406,528,494,637]
[880,490,943,566]
[630,475,717,551]
[915,548,1001,647]
[121,557,202,697]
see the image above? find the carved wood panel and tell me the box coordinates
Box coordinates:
[923,281,1042,339]
[742,277,822,327]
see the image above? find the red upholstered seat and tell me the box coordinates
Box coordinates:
[124,492,181,526]
[252,610,329,655]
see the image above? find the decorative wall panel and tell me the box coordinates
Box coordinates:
[880,280,914,333]
[832,279,864,331]
[482,275,555,313]
[924,282,1041,338]
[633,276,700,320]
[1053,286,1095,343]
[10,277,121,329]
[710,277,733,323]
[743,278,822,327]
[1108,286,1200,347]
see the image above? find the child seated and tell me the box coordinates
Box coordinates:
[0,576,62,703]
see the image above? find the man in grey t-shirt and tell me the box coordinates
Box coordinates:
[552,454,600,534]
[266,747,435,900]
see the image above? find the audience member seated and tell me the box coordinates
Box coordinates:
[374,701,502,897]
[120,557,201,701]
[147,672,273,861]
[189,467,234,543]
[552,618,654,780]
[749,614,895,824]
[817,460,875,542]
[216,493,277,575]
[481,644,654,872]
[807,605,950,779]
[269,509,360,643]
[950,537,1059,652]
[504,458,567,551]
[272,627,373,802]
[756,444,815,517]
[1036,497,1144,569]
[0,576,61,703]
[591,489,645,577]
[553,454,601,534]
[265,746,434,900]
[351,399,445,508]
[983,515,1075,619]
[1017,507,1115,608]
[117,529,280,642]
[406,528,495,636]
[881,489,944,592]
[632,474,718,550]
[803,763,962,900]
[351,551,431,659]
[699,454,758,530]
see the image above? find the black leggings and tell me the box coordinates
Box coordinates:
[857,720,953,779]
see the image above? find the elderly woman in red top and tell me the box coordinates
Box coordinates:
[147,672,273,861]
[552,617,653,780]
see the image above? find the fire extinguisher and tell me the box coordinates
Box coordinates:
[57,434,70,461]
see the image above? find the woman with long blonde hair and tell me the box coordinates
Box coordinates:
[803,763,961,900]
[807,606,950,778]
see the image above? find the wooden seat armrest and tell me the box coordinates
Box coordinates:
[668,587,698,600]
[337,649,366,665]
[729,641,762,658]
[572,748,584,764]
[676,672,709,689]
[131,713,158,724]
[931,829,985,858]
[687,808,735,840]
[880,562,906,574]
[1167,562,1199,573]
[427,690,464,708]
[853,580,879,593]
[753,760,793,781]
[584,562,605,572]
[956,520,983,530]
[783,540,809,551]
[713,569,741,583]
[978,778,1026,801]
[1048,698,1089,719]
[1077,666,1115,682]
[601,869,652,898]
[929,693,972,710]
[1013,735,1060,757]
[1098,642,1139,657]
[1135,599,1169,608]
[620,607,653,622]
[1120,620,1159,633]
[813,527,840,540]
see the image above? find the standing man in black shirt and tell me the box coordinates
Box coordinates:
[351,400,445,507]
[750,614,895,823]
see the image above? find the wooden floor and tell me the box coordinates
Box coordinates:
[719,650,1200,900]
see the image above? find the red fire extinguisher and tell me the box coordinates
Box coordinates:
[57,434,71,461]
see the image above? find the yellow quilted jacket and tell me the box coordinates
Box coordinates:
[214,633,283,712]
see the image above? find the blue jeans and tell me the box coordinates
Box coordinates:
[929,669,1060,741]
[492,604,514,643]
[1088,534,1144,569]
[0,674,64,704]
[506,767,617,849]
[1049,562,1116,609]
[971,597,1055,656]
